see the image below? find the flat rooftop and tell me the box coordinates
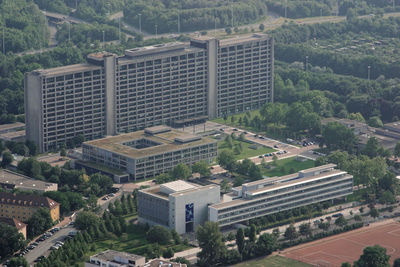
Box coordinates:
[219,33,269,46]
[91,250,144,263]
[0,122,25,132]
[0,130,26,140]
[0,169,57,191]
[384,121,400,130]
[160,180,197,193]
[211,165,351,210]
[32,63,102,76]
[84,126,217,159]
[142,182,217,200]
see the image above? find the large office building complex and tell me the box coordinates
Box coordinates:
[25,34,274,152]
[208,164,353,227]
[82,126,217,180]
[138,180,220,234]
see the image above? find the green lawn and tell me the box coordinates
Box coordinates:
[261,157,315,177]
[218,139,275,160]
[233,255,312,267]
[80,224,191,266]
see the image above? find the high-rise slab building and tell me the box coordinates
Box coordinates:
[25,34,274,152]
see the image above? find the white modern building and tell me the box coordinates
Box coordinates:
[208,164,353,227]
[25,34,274,152]
[85,250,146,267]
[138,180,220,234]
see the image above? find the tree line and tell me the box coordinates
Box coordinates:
[0,0,49,54]
[124,0,267,34]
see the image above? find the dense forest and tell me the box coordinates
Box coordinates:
[0,0,49,53]
[124,0,267,34]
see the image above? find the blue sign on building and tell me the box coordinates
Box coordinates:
[185,203,194,222]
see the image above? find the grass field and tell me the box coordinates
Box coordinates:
[218,138,275,160]
[80,224,190,266]
[232,255,312,267]
[261,157,315,177]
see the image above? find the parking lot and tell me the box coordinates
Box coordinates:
[23,223,77,265]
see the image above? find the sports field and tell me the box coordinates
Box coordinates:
[281,220,400,266]
[232,255,311,267]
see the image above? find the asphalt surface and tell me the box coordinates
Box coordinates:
[24,224,76,265]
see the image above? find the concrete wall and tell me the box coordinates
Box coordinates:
[170,185,220,234]
[104,55,117,135]
[207,39,218,119]
[24,73,43,152]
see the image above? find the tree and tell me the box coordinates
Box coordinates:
[259,24,265,31]
[393,258,400,267]
[353,245,390,267]
[335,215,347,227]
[272,228,280,239]
[60,147,67,157]
[256,233,276,256]
[217,150,236,172]
[322,122,357,152]
[192,160,211,177]
[89,173,113,194]
[220,178,231,193]
[27,207,53,238]
[196,222,226,267]
[225,135,233,149]
[299,223,312,237]
[7,257,28,267]
[272,154,278,166]
[284,224,298,241]
[1,151,13,167]
[163,247,174,258]
[362,137,380,158]
[236,228,245,254]
[370,208,379,220]
[171,229,181,245]
[75,211,100,231]
[225,27,232,34]
[249,224,257,243]
[341,263,352,267]
[0,223,26,258]
[170,163,192,180]
[394,142,400,157]
[146,225,172,245]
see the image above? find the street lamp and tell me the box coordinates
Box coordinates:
[178,11,180,34]
[305,56,309,72]
[368,65,371,81]
[138,14,142,33]
[2,27,5,54]
[102,30,105,48]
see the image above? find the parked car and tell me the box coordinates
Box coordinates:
[233,128,238,131]
[274,144,279,148]
[332,213,343,218]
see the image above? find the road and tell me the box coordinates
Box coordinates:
[24,223,76,265]
[181,121,319,175]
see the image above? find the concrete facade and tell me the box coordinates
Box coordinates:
[82,126,217,181]
[208,164,353,227]
[86,250,145,267]
[138,180,220,234]
[25,34,274,152]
